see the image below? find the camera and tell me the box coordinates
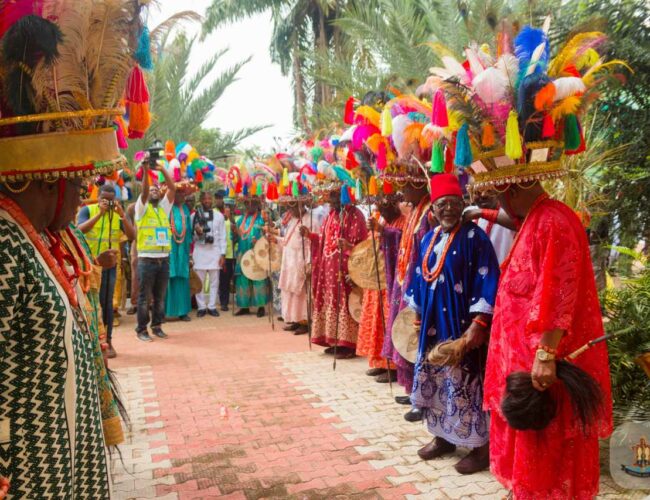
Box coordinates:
[107,200,115,210]
[146,139,164,169]
[194,207,214,244]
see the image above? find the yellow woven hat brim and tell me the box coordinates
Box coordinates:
[0,128,124,181]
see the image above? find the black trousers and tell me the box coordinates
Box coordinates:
[219,258,235,307]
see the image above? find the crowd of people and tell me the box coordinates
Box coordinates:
[0,3,623,499]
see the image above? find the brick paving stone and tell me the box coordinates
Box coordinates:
[107,313,644,499]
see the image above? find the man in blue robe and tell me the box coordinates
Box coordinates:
[405,174,499,475]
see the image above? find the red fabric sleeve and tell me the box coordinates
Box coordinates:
[525,217,581,350]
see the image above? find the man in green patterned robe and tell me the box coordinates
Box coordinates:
[0,179,111,498]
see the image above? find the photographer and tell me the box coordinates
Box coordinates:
[78,183,135,358]
[192,191,227,317]
[134,153,176,342]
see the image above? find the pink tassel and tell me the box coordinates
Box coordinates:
[114,123,128,149]
[173,167,181,182]
[431,89,449,127]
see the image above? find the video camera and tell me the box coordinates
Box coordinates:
[194,207,214,244]
[146,139,164,169]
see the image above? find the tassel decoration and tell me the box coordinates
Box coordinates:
[113,121,128,149]
[368,176,378,196]
[505,111,523,160]
[431,141,444,173]
[377,142,387,170]
[292,180,299,197]
[125,66,151,138]
[383,180,393,195]
[340,185,352,205]
[454,124,473,167]
[355,178,362,200]
[381,106,393,136]
[256,181,264,196]
[481,122,495,147]
[282,167,289,187]
[542,113,555,138]
[564,114,581,151]
[445,139,455,173]
[344,96,355,125]
[431,89,449,127]
[346,150,359,170]
[134,27,153,71]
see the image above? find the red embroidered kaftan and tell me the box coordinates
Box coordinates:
[310,205,368,348]
[484,198,613,500]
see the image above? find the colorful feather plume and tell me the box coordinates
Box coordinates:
[28,0,141,127]
[514,26,549,82]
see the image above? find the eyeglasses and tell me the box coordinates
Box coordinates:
[433,199,463,211]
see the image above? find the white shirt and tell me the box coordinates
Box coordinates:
[474,207,515,264]
[135,195,173,258]
[311,204,330,229]
[191,208,227,270]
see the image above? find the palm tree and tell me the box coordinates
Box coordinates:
[203,0,349,132]
[128,32,267,161]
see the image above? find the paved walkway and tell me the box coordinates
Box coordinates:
[109,313,641,499]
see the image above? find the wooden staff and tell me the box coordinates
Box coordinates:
[366,186,393,393]
[265,207,275,331]
[299,198,313,350]
[333,202,347,371]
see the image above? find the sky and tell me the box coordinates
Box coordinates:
[148,1,296,151]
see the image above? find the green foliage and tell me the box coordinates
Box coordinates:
[126,32,266,163]
[548,0,650,245]
[603,268,650,422]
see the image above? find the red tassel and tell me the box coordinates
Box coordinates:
[444,137,455,173]
[125,66,149,103]
[377,142,387,170]
[542,113,555,139]
[383,180,393,195]
[346,150,359,170]
[235,180,243,194]
[344,96,355,125]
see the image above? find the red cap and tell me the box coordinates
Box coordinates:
[429,173,462,203]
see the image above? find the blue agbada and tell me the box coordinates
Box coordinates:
[405,222,499,448]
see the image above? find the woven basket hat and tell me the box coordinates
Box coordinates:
[0,1,148,185]
[422,18,629,193]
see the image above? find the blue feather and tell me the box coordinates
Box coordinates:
[135,27,153,71]
[332,165,354,185]
[514,26,549,83]
[407,112,429,124]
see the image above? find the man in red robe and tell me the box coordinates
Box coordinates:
[484,182,613,499]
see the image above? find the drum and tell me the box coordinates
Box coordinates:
[254,237,282,273]
[391,307,419,363]
[241,249,268,281]
[347,286,364,323]
[348,238,386,290]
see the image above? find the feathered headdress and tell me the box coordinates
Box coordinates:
[0,0,149,183]
[426,18,630,191]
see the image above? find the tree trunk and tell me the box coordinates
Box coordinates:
[292,35,309,132]
[318,8,330,106]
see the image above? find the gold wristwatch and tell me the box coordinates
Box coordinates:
[535,349,556,362]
